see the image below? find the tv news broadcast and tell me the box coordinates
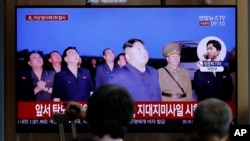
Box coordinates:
[16,6,236,133]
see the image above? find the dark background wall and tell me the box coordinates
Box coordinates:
[0,0,4,140]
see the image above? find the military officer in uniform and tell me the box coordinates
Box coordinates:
[158,43,193,101]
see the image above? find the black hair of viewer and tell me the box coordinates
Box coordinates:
[193,98,232,138]
[86,84,135,139]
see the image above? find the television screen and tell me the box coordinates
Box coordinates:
[16,6,237,133]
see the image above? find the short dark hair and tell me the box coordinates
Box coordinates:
[86,84,134,139]
[122,38,144,50]
[62,46,78,59]
[206,40,221,51]
[193,98,232,138]
[115,53,125,63]
[28,50,44,61]
[102,48,112,56]
[49,50,61,58]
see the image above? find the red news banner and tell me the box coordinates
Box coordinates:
[17,101,236,119]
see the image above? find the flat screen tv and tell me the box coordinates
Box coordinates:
[16,6,237,133]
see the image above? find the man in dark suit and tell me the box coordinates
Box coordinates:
[52,47,94,101]
[107,38,162,101]
[193,66,233,101]
[193,40,233,101]
[95,48,119,88]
